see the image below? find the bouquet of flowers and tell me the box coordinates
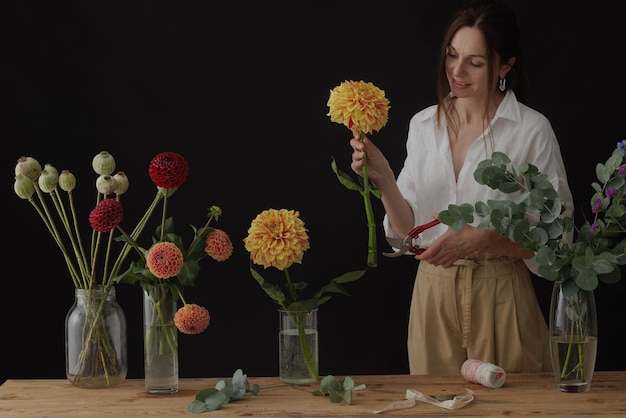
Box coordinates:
[327,80,391,268]
[13,151,233,387]
[113,152,233,380]
[14,151,159,386]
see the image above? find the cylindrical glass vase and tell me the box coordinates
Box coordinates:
[549,281,598,393]
[143,285,179,394]
[278,309,318,384]
[65,286,127,388]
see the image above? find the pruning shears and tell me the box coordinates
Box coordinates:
[383,219,441,257]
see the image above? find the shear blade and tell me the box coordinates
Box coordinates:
[383,237,412,257]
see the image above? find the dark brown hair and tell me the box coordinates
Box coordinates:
[435,0,530,133]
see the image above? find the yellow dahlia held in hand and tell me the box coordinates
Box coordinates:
[327,80,391,268]
[327,80,390,134]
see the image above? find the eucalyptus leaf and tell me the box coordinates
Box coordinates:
[188,369,260,414]
[437,149,626,293]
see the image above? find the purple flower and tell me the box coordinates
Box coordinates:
[605,187,617,198]
[592,198,603,214]
[619,165,626,178]
[618,140,626,156]
[589,222,600,232]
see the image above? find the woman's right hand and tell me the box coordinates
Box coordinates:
[349,131,393,187]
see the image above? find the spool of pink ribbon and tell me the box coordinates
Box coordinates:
[461,359,506,388]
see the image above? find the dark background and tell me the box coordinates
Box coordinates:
[5,1,625,385]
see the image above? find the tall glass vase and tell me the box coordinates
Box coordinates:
[143,285,179,394]
[278,309,318,385]
[65,286,127,388]
[549,281,598,393]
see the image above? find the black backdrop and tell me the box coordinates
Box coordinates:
[5,1,626,385]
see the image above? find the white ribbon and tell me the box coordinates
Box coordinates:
[373,388,474,414]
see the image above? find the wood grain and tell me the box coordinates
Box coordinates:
[1,372,625,416]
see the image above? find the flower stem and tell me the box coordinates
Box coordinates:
[359,133,377,268]
[287,310,318,382]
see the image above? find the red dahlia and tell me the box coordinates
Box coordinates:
[89,198,123,233]
[148,152,189,188]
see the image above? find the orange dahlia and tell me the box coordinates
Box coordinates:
[205,229,233,262]
[146,241,184,279]
[243,208,310,271]
[174,303,210,335]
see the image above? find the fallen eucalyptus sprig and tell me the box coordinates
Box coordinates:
[312,375,366,405]
[187,369,260,413]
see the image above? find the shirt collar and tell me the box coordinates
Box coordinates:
[420,90,522,123]
[494,90,522,123]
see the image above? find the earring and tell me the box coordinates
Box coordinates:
[499,77,506,92]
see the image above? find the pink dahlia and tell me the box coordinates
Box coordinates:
[174,303,210,334]
[148,152,189,188]
[89,198,123,233]
[146,242,184,279]
[205,229,233,262]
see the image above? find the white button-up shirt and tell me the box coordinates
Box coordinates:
[384,91,573,273]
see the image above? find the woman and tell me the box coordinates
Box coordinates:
[349,0,573,375]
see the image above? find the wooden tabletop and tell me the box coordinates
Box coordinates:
[1,371,625,416]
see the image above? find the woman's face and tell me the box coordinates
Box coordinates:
[445,26,492,100]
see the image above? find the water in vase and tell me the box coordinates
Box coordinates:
[550,336,597,393]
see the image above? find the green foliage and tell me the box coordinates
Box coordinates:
[249,265,367,313]
[438,150,626,292]
[188,369,260,413]
[113,206,223,299]
[312,375,366,405]
[331,157,382,199]
[331,156,381,267]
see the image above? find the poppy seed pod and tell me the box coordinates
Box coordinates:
[59,170,76,192]
[96,175,118,196]
[113,171,129,195]
[14,174,35,199]
[92,151,116,176]
[38,166,59,193]
[15,156,42,181]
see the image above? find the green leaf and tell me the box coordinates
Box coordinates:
[343,376,355,391]
[194,387,219,401]
[204,391,230,410]
[331,158,364,192]
[177,259,201,285]
[344,390,353,405]
[250,265,287,306]
[332,269,367,284]
[187,400,209,413]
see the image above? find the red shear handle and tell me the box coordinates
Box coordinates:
[408,219,441,254]
[408,219,441,237]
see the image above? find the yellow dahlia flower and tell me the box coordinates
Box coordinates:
[327,80,390,134]
[244,208,310,271]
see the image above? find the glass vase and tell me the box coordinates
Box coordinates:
[143,285,179,394]
[549,281,598,393]
[65,286,127,388]
[278,308,318,384]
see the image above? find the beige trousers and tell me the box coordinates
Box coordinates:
[407,257,551,375]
